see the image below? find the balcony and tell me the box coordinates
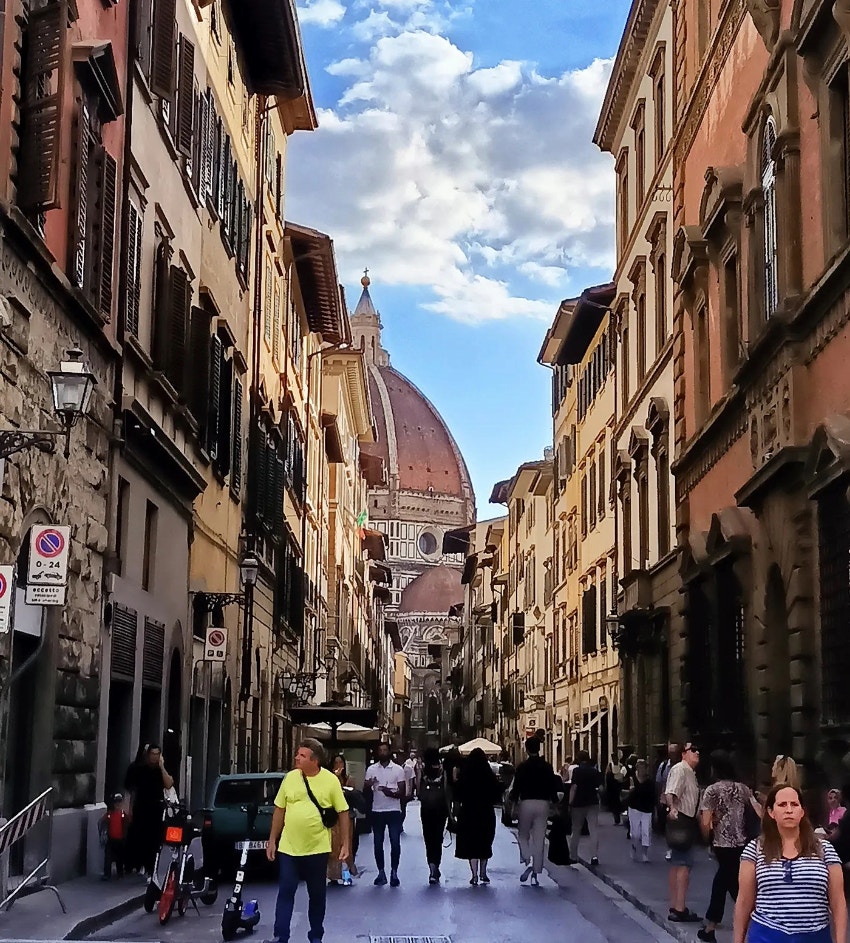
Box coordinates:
[622,569,652,613]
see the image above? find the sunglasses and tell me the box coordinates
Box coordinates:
[783,859,793,885]
[684,746,700,755]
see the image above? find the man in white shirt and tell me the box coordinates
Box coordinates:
[365,742,407,886]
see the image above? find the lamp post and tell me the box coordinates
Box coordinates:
[0,349,96,460]
[238,553,259,703]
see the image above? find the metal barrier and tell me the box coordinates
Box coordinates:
[0,788,66,913]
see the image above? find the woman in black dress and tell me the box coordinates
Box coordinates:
[454,748,502,885]
[124,743,174,876]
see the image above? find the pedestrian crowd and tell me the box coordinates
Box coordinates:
[213,733,850,943]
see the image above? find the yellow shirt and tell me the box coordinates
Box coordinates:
[274,768,349,857]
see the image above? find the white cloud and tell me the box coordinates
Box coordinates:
[297,0,346,27]
[287,17,616,323]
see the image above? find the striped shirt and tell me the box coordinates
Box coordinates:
[741,838,841,934]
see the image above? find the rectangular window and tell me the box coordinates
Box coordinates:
[175,35,195,157]
[657,447,671,557]
[654,70,665,167]
[589,462,597,530]
[622,324,630,406]
[150,0,177,100]
[581,475,587,537]
[598,447,606,519]
[637,292,647,379]
[581,585,598,655]
[656,253,667,352]
[272,278,281,364]
[142,500,158,591]
[264,257,273,345]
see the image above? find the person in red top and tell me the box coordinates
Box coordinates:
[101,793,127,880]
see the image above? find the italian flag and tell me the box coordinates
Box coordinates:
[356,510,368,539]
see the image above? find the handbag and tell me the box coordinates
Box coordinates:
[302,773,339,828]
[665,812,696,851]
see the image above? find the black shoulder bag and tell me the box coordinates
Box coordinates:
[302,773,339,828]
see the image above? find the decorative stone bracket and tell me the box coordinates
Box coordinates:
[746,0,781,50]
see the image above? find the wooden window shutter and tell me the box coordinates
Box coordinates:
[264,438,276,527]
[167,265,190,393]
[188,306,212,430]
[99,151,118,320]
[272,279,281,363]
[18,0,69,212]
[216,125,227,219]
[70,100,94,290]
[274,453,285,534]
[201,90,215,204]
[252,431,267,525]
[126,203,143,336]
[176,35,194,156]
[231,376,243,495]
[152,243,171,369]
[206,333,223,458]
[150,0,177,99]
[191,90,203,193]
[275,154,283,219]
[242,202,253,279]
[228,160,237,245]
[216,355,233,477]
[264,258,272,343]
[221,137,232,238]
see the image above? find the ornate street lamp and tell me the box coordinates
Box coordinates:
[238,552,261,703]
[238,554,260,588]
[1,349,96,459]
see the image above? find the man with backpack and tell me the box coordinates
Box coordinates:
[418,747,450,884]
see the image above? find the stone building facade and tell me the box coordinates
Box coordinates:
[594,0,678,759]
[0,0,124,880]
[667,0,850,787]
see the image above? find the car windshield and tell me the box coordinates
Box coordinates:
[214,777,283,806]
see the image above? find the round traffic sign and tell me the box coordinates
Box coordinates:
[208,629,226,647]
[35,529,65,558]
[0,573,7,599]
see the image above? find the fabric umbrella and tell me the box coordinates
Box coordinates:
[458,737,502,757]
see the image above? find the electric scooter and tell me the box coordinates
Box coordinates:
[221,802,261,941]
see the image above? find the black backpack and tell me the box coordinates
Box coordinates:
[419,772,447,812]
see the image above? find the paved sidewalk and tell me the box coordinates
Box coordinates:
[545,814,733,943]
[0,874,145,941]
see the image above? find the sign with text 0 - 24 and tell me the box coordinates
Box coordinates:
[26,525,70,606]
[204,627,227,662]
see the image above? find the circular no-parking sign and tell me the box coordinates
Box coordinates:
[208,629,226,648]
[0,572,7,599]
[35,529,65,559]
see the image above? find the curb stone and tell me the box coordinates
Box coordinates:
[63,892,145,941]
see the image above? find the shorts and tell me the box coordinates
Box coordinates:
[667,844,694,868]
[747,919,831,943]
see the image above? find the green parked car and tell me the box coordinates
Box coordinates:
[201,772,285,877]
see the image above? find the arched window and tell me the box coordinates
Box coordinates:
[762,116,778,318]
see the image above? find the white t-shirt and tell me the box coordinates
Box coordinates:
[403,763,415,794]
[366,761,407,813]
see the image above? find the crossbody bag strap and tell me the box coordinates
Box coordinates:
[301,772,325,813]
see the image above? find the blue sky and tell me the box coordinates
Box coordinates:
[288,0,632,516]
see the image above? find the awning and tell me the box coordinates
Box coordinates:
[373,585,391,603]
[358,451,386,487]
[489,479,511,505]
[369,562,391,584]
[555,283,616,365]
[443,524,475,555]
[301,722,381,743]
[461,554,477,585]
[360,528,387,561]
[286,222,346,344]
[580,710,608,734]
[287,705,377,728]
[384,619,402,652]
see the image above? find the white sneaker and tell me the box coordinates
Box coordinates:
[665,850,672,861]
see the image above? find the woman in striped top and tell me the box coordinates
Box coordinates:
[734,784,846,943]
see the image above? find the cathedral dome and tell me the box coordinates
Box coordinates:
[398,564,464,615]
[351,275,474,512]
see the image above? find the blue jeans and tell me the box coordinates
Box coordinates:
[273,852,329,943]
[371,810,403,873]
[747,920,832,943]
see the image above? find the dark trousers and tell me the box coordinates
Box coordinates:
[421,810,447,866]
[103,838,124,878]
[705,845,744,924]
[372,811,403,873]
[273,852,329,943]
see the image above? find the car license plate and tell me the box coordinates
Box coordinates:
[235,840,266,851]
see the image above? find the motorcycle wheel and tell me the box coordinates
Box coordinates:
[143,880,159,914]
[158,869,177,925]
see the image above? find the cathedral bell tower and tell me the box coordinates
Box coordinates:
[350,270,390,367]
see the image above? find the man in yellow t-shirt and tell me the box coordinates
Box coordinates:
[265,739,350,943]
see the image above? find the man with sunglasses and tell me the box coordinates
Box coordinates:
[665,742,702,923]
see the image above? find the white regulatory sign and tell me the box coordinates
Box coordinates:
[0,565,13,633]
[27,525,71,587]
[205,627,227,662]
[25,583,67,606]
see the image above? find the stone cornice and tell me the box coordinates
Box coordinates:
[594,0,662,153]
